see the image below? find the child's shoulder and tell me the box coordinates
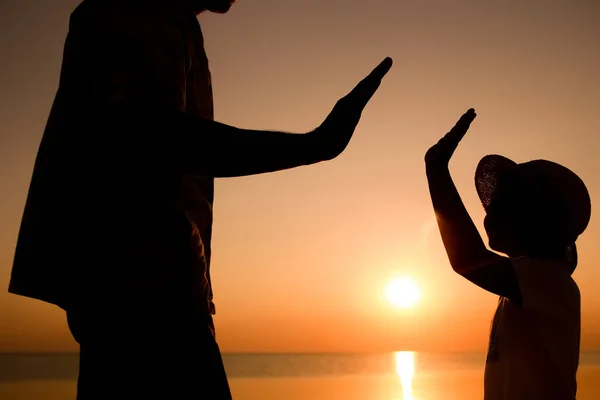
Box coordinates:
[510,256,580,313]
[510,256,579,293]
[510,255,569,271]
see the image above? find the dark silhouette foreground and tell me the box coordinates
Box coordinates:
[425,109,591,400]
[8,0,392,398]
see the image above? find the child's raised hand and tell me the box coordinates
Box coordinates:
[425,108,477,167]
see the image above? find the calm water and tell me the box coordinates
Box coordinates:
[1,352,599,399]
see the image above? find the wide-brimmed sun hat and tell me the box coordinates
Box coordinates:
[475,154,591,270]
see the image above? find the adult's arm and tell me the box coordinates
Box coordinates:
[65,2,391,178]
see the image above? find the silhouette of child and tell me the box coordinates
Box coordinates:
[425,109,591,400]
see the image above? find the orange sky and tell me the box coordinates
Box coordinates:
[1,0,599,353]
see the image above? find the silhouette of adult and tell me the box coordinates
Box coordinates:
[8,0,392,398]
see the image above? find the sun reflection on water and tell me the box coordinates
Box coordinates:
[395,351,415,400]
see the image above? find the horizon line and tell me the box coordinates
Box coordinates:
[2,350,600,356]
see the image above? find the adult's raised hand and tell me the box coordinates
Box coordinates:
[310,57,393,161]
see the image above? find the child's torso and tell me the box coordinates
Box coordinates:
[484,257,580,400]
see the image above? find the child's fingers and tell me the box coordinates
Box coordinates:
[446,108,476,143]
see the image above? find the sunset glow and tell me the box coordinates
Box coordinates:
[385,278,421,309]
[1,0,600,356]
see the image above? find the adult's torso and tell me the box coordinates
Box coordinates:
[9,0,217,314]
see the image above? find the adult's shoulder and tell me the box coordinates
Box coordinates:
[69,0,104,26]
[68,0,144,32]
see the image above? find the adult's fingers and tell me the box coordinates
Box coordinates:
[342,57,393,110]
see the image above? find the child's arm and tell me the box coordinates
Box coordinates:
[424,109,521,304]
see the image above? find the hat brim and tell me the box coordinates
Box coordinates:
[475,154,519,211]
[475,154,582,272]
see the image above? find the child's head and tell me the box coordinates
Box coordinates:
[475,155,591,272]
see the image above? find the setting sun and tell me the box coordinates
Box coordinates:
[385,278,421,309]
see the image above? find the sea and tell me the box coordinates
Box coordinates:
[1,352,599,399]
